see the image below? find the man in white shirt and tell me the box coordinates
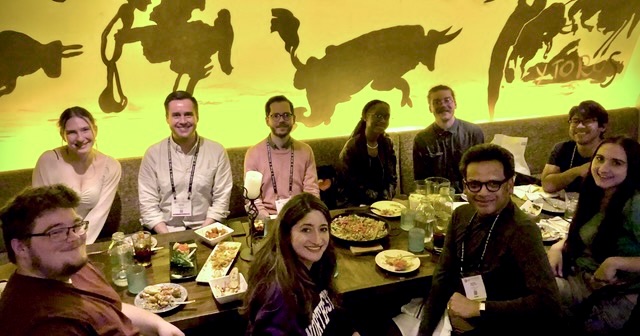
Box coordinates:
[138,91,232,233]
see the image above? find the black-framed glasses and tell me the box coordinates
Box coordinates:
[269,113,293,121]
[568,117,597,126]
[464,178,509,193]
[24,220,88,242]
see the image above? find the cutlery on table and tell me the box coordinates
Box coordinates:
[541,196,562,210]
[174,300,195,305]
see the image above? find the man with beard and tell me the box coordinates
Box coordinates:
[542,100,608,193]
[419,144,561,335]
[0,184,184,336]
[138,91,232,233]
[243,95,319,217]
[413,85,484,193]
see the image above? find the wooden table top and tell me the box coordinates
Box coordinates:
[0,207,438,330]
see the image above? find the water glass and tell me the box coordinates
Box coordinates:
[564,192,579,221]
[408,193,426,210]
[126,264,147,294]
[132,231,153,267]
[408,227,425,253]
[400,208,416,231]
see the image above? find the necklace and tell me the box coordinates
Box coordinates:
[366,143,378,149]
[569,144,576,168]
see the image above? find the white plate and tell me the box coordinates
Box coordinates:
[134,283,188,314]
[124,235,158,249]
[375,249,420,274]
[209,273,248,304]
[538,222,564,242]
[370,201,406,217]
[194,222,234,246]
[541,197,565,214]
[196,241,241,283]
[0,280,7,295]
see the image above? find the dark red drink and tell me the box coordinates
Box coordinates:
[433,232,445,252]
[134,246,152,267]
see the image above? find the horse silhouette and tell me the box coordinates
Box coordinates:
[270,8,460,127]
[0,30,82,97]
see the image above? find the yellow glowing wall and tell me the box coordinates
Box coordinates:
[0,0,638,172]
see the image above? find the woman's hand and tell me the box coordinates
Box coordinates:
[593,257,621,284]
[547,240,565,277]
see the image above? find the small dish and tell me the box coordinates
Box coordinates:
[375,249,420,273]
[540,197,565,214]
[194,222,234,246]
[209,273,248,304]
[538,222,564,242]
[169,241,198,281]
[370,201,406,217]
[196,241,242,283]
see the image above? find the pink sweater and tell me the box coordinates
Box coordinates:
[244,138,319,216]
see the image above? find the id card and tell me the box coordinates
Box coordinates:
[461,275,487,301]
[275,197,291,214]
[171,198,193,217]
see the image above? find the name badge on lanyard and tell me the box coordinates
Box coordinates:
[172,198,193,217]
[461,275,487,301]
[275,197,291,214]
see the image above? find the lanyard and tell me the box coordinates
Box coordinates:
[460,211,500,277]
[167,136,200,200]
[266,136,294,197]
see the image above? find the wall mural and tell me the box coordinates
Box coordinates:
[488,0,640,118]
[270,8,461,127]
[0,31,82,97]
[100,0,234,112]
[0,1,637,172]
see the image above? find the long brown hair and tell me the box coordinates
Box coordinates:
[564,136,640,265]
[242,193,337,326]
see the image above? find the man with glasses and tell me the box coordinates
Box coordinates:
[542,100,608,193]
[0,184,183,335]
[413,85,484,192]
[138,90,232,233]
[244,95,319,217]
[419,144,560,335]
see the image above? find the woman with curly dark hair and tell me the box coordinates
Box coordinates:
[547,136,640,334]
[243,193,359,335]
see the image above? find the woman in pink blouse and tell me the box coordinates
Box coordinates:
[32,106,121,243]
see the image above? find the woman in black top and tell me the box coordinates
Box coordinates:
[338,100,397,206]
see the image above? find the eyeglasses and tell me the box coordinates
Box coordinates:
[269,113,293,121]
[464,178,509,193]
[24,220,88,242]
[568,118,597,126]
[431,97,454,106]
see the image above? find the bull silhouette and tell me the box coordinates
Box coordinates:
[270,8,461,127]
[0,31,82,97]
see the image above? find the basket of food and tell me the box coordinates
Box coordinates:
[330,212,389,245]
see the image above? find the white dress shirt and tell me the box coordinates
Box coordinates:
[138,136,232,230]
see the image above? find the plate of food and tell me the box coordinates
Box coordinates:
[375,249,420,273]
[194,222,233,246]
[538,222,565,242]
[169,241,198,281]
[540,197,566,214]
[370,201,406,217]
[330,212,389,244]
[196,241,241,283]
[134,283,188,314]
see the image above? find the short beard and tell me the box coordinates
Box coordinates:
[30,249,88,279]
[270,125,292,138]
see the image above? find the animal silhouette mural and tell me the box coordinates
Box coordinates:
[270,8,461,127]
[100,0,234,113]
[487,0,639,118]
[0,31,82,98]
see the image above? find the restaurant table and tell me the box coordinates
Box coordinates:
[0,207,439,332]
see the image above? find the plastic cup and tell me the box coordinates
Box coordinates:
[126,264,147,294]
[408,228,425,253]
[564,192,579,221]
[400,208,416,231]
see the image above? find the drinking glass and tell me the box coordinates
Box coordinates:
[408,228,425,253]
[400,208,416,231]
[564,192,579,221]
[126,264,147,294]
[132,231,153,267]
